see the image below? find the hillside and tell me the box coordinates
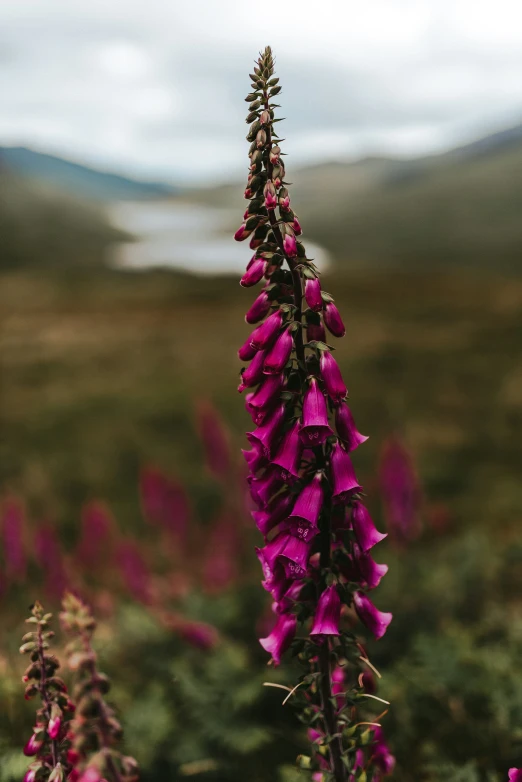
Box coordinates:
[0,146,177,202]
[186,122,522,272]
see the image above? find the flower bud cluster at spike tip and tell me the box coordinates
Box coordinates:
[235,46,393,781]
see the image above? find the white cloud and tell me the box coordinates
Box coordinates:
[1,0,522,182]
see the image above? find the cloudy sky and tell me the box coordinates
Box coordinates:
[1,0,522,183]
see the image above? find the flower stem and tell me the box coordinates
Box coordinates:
[36,621,58,768]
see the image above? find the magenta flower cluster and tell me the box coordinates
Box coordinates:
[235,46,393,781]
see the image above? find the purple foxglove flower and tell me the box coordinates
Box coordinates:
[179,620,219,650]
[23,770,37,782]
[330,442,362,503]
[283,230,297,258]
[116,540,152,604]
[76,500,113,568]
[300,378,333,445]
[23,735,43,757]
[234,224,252,241]
[240,256,265,287]
[272,420,302,481]
[264,181,278,210]
[275,580,305,613]
[249,469,284,507]
[353,544,388,589]
[237,350,266,394]
[245,393,268,426]
[320,350,347,402]
[305,278,323,312]
[509,771,522,782]
[379,436,422,544]
[247,403,285,457]
[285,471,324,540]
[351,500,387,552]
[248,374,283,411]
[279,193,291,211]
[256,546,287,595]
[261,531,311,579]
[335,402,368,452]
[310,584,341,638]
[353,591,392,639]
[264,326,293,375]
[250,309,283,350]
[292,216,302,235]
[48,715,61,740]
[259,612,297,666]
[245,290,271,324]
[307,319,326,343]
[196,400,232,480]
[324,301,346,337]
[252,492,295,536]
[372,727,396,775]
[242,441,267,474]
[238,335,258,362]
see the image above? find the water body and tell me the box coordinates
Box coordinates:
[108,200,330,275]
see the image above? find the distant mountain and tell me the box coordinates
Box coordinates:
[0,146,177,202]
[186,121,522,272]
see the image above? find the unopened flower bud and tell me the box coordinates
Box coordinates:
[240,257,266,287]
[282,226,297,258]
[305,278,323,312]
[292,216,302,235]
[270,146,280,164]
[263,181,277,210]
[234,224,251,242]
[23,734,43,757]
[256,129,267,148]
[259,110,270,125]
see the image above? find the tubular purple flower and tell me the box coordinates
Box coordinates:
[283,229,297,258]
[249,469,284,508]
[353,544,389,589]
[353,591,392,639]
[234,224,251,241]
[238,335,258,361]
[248,374,284,412]
[23,770,36,782]
[310,585,341,638]
[335,402,368,452]
[285,472,324,541]
[259,613,297,666]
[300,378,333,445]
[247,403,285,456]
[272,420,302,481]
[305,278,323,312]
[48,715,61,740]
[320,351,347,402]
[292,216,302,235]
[262,531,312,577]
[245,290,271,324]
[250,309,283,350]
[23,735,43,757]
[275,580,305,613]
[351,501,387,553]
[324,301,346,338]
[264,326,293,374]
[242,441,267,474]
[238,348,267,391]
[240,256,266,287]
[330,442,362,503]
[252,492,295,536]
[371,727,396,776]
[509,771,522,782]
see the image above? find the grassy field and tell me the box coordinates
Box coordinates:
[2,266,522,527]
[2,266,522,780]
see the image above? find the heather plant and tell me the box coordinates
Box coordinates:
[235,46,393,781]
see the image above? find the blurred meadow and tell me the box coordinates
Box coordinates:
[2,2,522,781]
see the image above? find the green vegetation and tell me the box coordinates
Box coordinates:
[2,265,522,779]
